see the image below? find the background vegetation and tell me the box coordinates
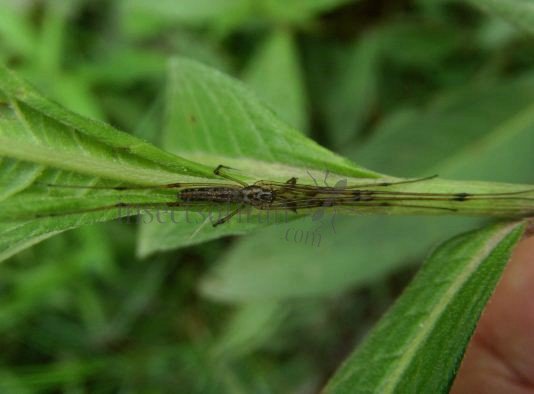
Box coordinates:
[0,0,533,392]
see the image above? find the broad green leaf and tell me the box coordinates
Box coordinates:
[324,220,525,393]
[243,29,308,132]
[199,75,534,302]
[0,65,213,261]
[161,57,370,178]
[467,0,534,34]
[0,66,209,180]
[137,57,379,256]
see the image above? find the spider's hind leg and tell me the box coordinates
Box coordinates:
[285,177,297,186]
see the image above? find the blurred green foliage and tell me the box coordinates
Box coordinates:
[1,0,533,392]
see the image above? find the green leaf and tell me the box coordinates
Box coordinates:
[161,57,370,178]
[0,65,210,180]
[0,65,213,261]
[467,0,534,34]
[323,220,525,393]
[137,57,378,256]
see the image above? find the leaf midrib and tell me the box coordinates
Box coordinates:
[0,137,202,185]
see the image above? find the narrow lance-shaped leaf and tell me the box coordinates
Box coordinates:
[199,73,534,302]
[0,65,211,180]
[138,58,534,257]
[324,220,526,393]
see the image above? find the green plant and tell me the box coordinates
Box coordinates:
[0,0,533,392]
